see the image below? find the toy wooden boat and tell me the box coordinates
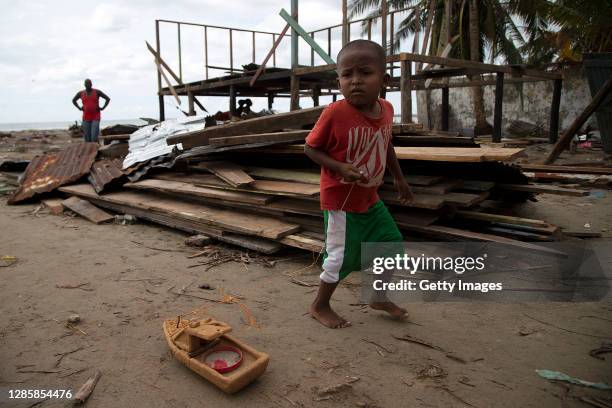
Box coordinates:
[163,317,269,394]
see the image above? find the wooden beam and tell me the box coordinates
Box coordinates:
[441,87,449,131]
[250,24,290,87]
[342,0,348,46]
[146,41,207,112]
[153,56,181,106]
[279,8,335,64]
[229,85,236,115]
[381,0,387,51]
[312,85,321,106]
[518,164,612,175]
[400,52,562,80]
[549,79,562,143]
[187,91,195,116]
[209,130,309,147]
[400,60,413,123]
[167,105,325,148]
[290,75,300,111]
[497,183,589,197]
[492,72,504,143]
[544,77,612,164]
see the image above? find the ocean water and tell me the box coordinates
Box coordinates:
[0,119,149,132]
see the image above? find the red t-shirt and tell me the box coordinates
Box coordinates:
[305,98,394,213]
[81,89,101,121]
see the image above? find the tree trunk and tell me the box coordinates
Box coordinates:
[469,0,491,135]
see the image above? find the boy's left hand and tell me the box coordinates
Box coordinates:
[394,178,414,204]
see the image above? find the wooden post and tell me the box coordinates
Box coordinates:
[268,93,274,110]
[158,95,165,121]
[389,13,394,73]
[252,31,256,63]
[544,77,612,164]
[312,86,320,106]
[272,34,276,67]
[177,23,182,82]
[291,0,298,67]
[327,28,332,57]
[549,79,562,143]
[400,60,413,123]
[367,19,372,40]
[229,29,233,72]
[333,94,337,102]
[290,75,300,111]
[441,87,449,131]
[381,0,387,51]
[204,26,209,79]
[229,85,236,115]
[492,72,504,143]
[188,92,195,116]
[342,0,348,46]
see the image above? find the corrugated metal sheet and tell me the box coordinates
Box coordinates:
[7,142,98,204]
[88,159,126,193]
[583,53,612,153]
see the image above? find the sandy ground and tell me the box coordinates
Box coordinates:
[0,130,611,407]
[0,198,611,408]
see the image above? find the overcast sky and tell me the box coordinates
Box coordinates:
[0,1,410,125]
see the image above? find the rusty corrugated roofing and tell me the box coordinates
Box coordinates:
[7,142,98,204]
[88,158,126,193]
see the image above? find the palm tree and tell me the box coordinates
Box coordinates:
[348,0,529,133]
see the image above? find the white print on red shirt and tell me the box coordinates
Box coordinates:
[345,124,392,187]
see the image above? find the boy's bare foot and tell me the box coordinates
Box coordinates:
[310,304,351,329]
[369,301,407,320]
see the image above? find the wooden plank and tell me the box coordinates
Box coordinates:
[399,52,562,80]
[518,164,612,175]
[62,196,114,224]
[167,106,325,148]
[279,233,324,253]
[394,147,525,162]
[443,191,490,207]
[378,190,446,210]
[82,198,281,254]
[209,130,309,147]
[59,184,300,240]
[279,9,335,64]
[455,210,549,227]
[492,72,504,143]
[245,166,320,184]
[382,174,445,186]
[497,183,589,197]
[392,210,440,227]
[459,180,496,191]
[42,198,65,215]
[380,179,464,194]
[400,223,567,256]
[156,173,320,197]
[124,179,272,205]
[197,161,254,187]
[246,145,525,163]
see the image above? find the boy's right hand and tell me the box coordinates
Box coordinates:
[338,163,367,183]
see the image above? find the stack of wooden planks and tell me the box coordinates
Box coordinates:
[36,108,596,254]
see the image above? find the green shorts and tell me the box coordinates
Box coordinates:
[320,201,403,283]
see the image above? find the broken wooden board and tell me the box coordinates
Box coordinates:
[209,130,310,147]
[156,173,320,197]
[244,166,321,185]
[42,198,65,215]
[124,179,272,205]
[59,184,300,240]
[81,198,281,254]
[61,196,114,224]
[497,183,589,197]
[518,164,612,175]
[167,106,325,149]
[279,233,324,253]
[196,161,254,187]
[383,174,445,186]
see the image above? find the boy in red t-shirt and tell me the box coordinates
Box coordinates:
[305,40,413,329]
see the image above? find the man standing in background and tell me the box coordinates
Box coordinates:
[72,79,110,142]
